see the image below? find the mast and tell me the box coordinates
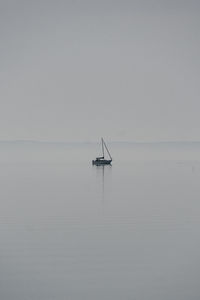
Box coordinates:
[101,137,104,158]
[102,139,112,160]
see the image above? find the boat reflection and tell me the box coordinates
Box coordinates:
[94,165,112,215]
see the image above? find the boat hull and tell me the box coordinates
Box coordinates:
[92,159,112,166]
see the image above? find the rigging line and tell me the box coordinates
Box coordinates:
[103,139,112,160]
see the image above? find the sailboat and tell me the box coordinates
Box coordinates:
[92,138,112,165]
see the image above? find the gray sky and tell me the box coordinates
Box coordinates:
[1,0,200,142]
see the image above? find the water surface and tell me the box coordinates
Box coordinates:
[0,144,200,299]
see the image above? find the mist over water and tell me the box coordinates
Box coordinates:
[1,0,200,297]
[0,142,200,299]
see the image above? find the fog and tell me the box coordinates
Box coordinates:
[1,1,200,298]
[1,0,200,142]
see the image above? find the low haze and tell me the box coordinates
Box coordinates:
[1,2,200,300]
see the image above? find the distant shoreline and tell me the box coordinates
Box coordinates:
[1,140,200,146]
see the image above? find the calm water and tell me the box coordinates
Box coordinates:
[0,144,200,299]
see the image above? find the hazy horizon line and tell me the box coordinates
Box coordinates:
[1,139,200,145]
